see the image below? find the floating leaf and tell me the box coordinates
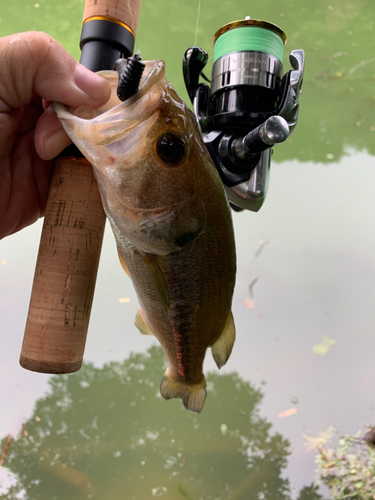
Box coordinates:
[312,335,336,356]
[277,408,297,418]
[242,298,255,309]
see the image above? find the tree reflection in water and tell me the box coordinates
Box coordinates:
[1,346,321,500]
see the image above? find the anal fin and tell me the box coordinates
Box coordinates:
[160,369,207,413]
[211,312,236,369]
[135,309,154,336]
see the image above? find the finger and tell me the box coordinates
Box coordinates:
[18,97,43,135]
[0,96,43,159]
[34,105,72,160]
[0,32,111,112]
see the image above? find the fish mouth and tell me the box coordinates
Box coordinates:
[94,59,167,114]
[65,60,166,118]
[52,60,168,153]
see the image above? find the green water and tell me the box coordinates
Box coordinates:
[1,0,375,163]
[1,1,375,499]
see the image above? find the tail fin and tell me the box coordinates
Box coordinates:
[160,369,206,413]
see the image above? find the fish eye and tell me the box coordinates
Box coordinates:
[156,133,185,165]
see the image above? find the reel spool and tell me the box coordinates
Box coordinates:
[183,17,304,212]
[211,19,286,127]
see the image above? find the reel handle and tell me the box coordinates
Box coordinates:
[20,0,142,374]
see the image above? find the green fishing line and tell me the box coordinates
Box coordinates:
[214,27,285,62]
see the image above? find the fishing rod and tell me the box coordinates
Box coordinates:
[20,7,303,375]
[183,17,305,212]
[20,0,142,374]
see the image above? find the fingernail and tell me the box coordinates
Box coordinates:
[74,64,110,102]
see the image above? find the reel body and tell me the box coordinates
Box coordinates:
[183,19,305,212]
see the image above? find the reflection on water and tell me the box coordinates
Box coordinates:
[0,346,320,500]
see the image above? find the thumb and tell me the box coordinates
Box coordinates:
[0,31,111,112]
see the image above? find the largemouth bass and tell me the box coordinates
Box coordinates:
[53,60,236,413]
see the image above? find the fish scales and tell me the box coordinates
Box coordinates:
[122,181,234,379]
[53,60,236,413]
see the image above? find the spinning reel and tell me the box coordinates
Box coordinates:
[183,17,305,212]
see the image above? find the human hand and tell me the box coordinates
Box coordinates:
[0,31,111,239]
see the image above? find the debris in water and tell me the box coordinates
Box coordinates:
[309,69,330,83]
[248,278,258,298]
[255,240,269,257]
[303,425,336,451]
[314,429,375,497]
[277,408,297,418]
[242,298,255,309]
[312,335,336,356]
[0,434,12,468]
[327,51,348,60]
[348,57,375,76]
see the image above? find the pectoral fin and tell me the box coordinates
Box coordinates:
[135,309,154,336]
[211,312,236,369]
[117,249,131,278]
[139,253,169,319]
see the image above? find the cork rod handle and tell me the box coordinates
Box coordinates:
[83,0,142,35]
[20,0,142,374]
[20,159,106,373]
